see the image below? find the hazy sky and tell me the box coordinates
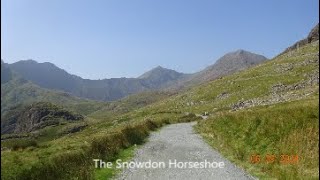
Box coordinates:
[1,0,319,79]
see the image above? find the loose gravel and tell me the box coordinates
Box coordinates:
[115,122,256,180]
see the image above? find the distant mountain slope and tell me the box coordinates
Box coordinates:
[9,60,82,93]
[5,48,267,102]
[194,49,267,81]
[8,61,187,101]
[1,70,106,115]
[1,60,13,84]
[139,66,190,88]
[1,61,176,120]
[170,49,268,89]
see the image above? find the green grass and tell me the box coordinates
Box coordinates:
[196,98,319,179]
[89,91,172,121]
[1,113,200,180]
[94,146,137,179]
[1,138,38,150]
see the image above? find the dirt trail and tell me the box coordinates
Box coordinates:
[116,122,255,180]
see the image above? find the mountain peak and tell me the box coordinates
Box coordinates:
[230,49,257,56]
[151,65,170,71]
[16,60,56,67]
[235,49,246,54]
[190,50,267,84]
[19,59,38,63]
[137,66,187,89]
[155,65,164,69]
[138,65,185,79]
[221,49,267,63]
[139,66,173,79]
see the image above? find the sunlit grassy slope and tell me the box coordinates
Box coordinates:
[89,91,173,121]
[1,41,318,179]
[196,98,319,179]
[1,78,107,115]
[138,41,318,116]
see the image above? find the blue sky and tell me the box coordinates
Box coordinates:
[1,0,319,79]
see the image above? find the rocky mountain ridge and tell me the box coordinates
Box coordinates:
[3,49,267,101]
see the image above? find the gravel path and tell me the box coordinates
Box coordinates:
[115,122,255,180]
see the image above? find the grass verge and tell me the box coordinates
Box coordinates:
[1,113,201,180]
[196,98,319,179]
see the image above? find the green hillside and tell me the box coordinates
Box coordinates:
[89,91,174,121]
[1,39,318,179]
[141,41,318,116]
[1,77,107,115]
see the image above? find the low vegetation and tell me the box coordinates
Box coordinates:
[1,138,38,150]
[196,98,319,179]
[1,112,200,180]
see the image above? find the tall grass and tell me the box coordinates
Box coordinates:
[3,113,200,180]
[196,98,319,179]
[1,138,38,151]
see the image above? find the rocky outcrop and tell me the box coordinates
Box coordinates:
[1,102,83,134]
[280,23,319,55]
[231,75,319,111]
[307,23,319,43]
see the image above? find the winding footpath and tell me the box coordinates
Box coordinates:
[116,122,255,180]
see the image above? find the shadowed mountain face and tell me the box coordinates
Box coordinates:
[7,61,188,101]
[8,60,82,93]
[1,60,13,84]
[4,49,267,101]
